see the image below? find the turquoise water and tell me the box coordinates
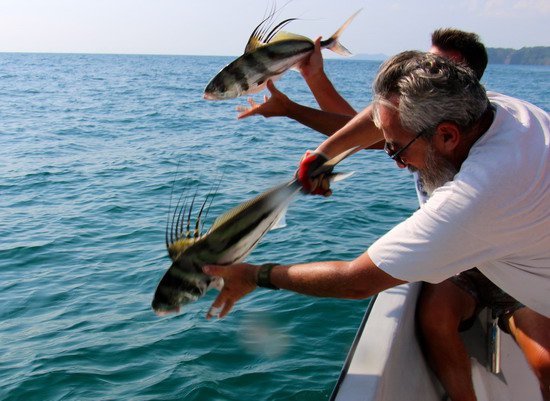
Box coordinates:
[0,53,548,401]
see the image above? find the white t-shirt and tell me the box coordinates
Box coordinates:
[368,92,550,317]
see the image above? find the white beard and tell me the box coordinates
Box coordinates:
[409,145,458,196]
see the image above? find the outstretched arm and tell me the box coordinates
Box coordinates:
[203,250,406,319]
[237,38,358,136]
[300,37,356,115]
[315,104,385,158]
[237,80,354,136]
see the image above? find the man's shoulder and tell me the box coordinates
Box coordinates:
[488,91,547,117]
[486,91,516,105]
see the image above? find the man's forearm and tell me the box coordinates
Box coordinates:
[268,254,406,299]
[286,101,354,136]
[305,71,357,115]
[316,105,384,158]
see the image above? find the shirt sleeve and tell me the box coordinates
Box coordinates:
[367,185,496,283]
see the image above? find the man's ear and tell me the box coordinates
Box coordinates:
[433,122,461,155]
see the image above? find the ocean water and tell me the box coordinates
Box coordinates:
[0,53,548,401]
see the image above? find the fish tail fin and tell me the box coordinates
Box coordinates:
[326,41,352,57]
[315,146,359,175]
[306,146,358,182]
[270,206,288,231]
[321,9,362,57]
[329,171,355,183]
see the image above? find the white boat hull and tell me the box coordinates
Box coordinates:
[331,282,542,401]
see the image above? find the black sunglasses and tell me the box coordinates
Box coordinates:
[384,129,428,165]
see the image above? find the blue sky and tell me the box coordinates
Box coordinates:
[0,0,548,56]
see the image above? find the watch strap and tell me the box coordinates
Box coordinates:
[256,263,280,290]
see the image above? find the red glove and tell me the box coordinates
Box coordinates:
[297,151,332,196]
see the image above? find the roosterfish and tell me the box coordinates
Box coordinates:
[151,149,355,316]
[203,9,361,100]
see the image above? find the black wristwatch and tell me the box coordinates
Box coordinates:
[256,263,280,290]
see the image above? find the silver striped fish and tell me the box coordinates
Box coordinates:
[151,150,354,315]
[203,9,361,100]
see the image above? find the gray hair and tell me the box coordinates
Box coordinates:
[372,51,489,135]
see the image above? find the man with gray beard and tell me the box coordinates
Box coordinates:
[205,51,550,401]
[368,52,549,401]
[400,138,458,196]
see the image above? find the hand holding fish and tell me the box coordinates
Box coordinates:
[151,149,355,316]
[297,151,333,196]
[297,37,324,81]
[203,263,258,319]
[236,80,292,119]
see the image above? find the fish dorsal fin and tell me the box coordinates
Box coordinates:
[245,36,264,54]
[269,31,311,43]
[165,176,221,262]
[244,16,271,53]
[244,16,298,53]
[167,237,199,261]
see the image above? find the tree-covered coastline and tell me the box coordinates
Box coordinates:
[487,47,550,66]
[352,47,550,66]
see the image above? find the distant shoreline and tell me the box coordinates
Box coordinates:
[350,46,550,66]
[486,47,550,66]
[2,48,549,66]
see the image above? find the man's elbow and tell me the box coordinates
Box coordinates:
[345,258,407,299]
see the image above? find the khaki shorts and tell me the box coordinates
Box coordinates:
[451,268,524,333]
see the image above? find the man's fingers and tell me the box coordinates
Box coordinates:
[204,263,257,320]
[206,305,221,320]
[308,175,332,196]
[219,300,235,319]
[206,292,235,319]
[266,80,281,96]
[319,178,332,197]
[206,292,225,319]
[238,109,254,119]
[314,36,322,49]
[320,177,331,191]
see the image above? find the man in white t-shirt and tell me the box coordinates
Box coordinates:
[204,51,550,400]
[368,85,550,400]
